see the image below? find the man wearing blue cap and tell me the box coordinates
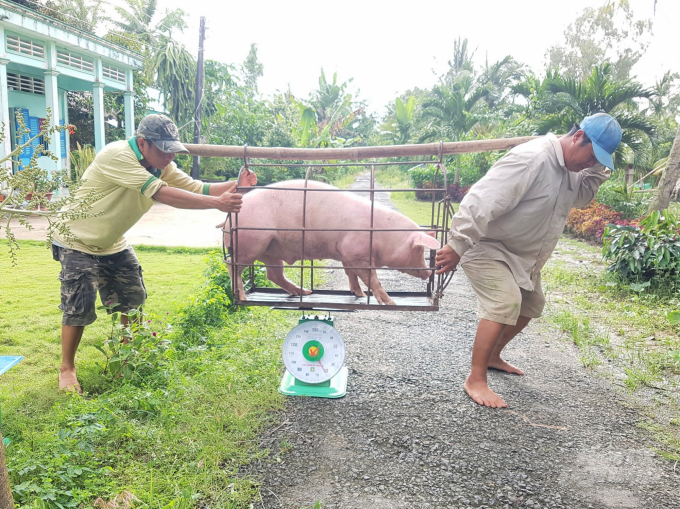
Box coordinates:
[435,113,622,408]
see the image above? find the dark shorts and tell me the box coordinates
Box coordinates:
[52,245,147,327]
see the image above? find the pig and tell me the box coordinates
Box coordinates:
[223,180,442,305]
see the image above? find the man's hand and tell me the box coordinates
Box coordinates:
[238,170,257,188]
[215,191,243,213]
[435,244,461,275]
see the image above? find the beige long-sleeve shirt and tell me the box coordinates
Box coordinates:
[448,133,610,291]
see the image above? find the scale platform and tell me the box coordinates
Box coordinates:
[238,288,438,311]
[279,367,348,398]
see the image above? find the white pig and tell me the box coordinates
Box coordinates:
[223,180,441,305]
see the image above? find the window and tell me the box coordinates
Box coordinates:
[6,34,45,59]
[57,49,94,73]
[102,64,126,83]
[7,73,45,95]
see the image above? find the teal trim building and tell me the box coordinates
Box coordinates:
[0,0,143,172]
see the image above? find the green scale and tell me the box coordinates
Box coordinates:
[279,314,348,398]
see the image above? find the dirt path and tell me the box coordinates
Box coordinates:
[249,175,679,509]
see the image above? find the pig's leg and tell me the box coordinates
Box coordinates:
[227,262,248,301]
[260,255,312,296]
[354,269,395,306]
[342,262,366,297]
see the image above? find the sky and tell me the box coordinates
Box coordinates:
[144,0,678,116]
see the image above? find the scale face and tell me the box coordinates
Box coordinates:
[282,321,346,384]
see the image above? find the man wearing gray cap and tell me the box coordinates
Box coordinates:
[435,113,622,408]
[52,114,255,392]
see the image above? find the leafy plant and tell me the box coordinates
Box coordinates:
[566,201,627,241]
[389,96,415,145]
[95,309,174,384]
[68,142,96,184]
[596,177,650,220]
[0,109,99,264]
[602,209,680,281]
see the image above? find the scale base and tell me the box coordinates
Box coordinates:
[279,367,348,398]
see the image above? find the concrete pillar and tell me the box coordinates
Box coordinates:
[124,68,135,138]
[60,89,69,169]
[0,59,11,173]
[93,57,105,152]
[93,82,105,152]
[124,91,134,138]
[44,70,61,169]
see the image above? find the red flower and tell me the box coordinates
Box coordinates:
[68,125,76,135]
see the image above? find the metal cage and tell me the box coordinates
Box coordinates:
[222,145,456,312]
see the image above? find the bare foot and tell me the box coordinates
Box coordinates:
[488,358,525,375]
[58,369,82,394]
[463,377,507,408]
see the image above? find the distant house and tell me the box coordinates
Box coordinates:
[0,0,143,173]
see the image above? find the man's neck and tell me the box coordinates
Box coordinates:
[558,135,571,169]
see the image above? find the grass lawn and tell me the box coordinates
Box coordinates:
[0,241,296,507]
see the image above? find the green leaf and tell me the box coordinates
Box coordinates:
[629,281,650,293]
[666,311,680,326]
[93,344,107,356]
[395,97,407,124]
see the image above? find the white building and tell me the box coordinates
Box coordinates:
[0,0,143,172]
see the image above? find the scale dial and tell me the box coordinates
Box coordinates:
[283,321,345,383]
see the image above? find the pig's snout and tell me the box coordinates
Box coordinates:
[401,268,432,280]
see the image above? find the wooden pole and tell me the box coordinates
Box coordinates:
[0,431,12,508]
[184,136,538,161]
[191,16,206,180]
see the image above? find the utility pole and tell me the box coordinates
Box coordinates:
[191,16,206,180]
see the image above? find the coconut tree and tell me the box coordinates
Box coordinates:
[420,73,490,184]
[477,55,527,110]
[534,64,655,167]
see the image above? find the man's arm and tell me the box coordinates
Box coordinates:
[436,152,539,274]
[153,186,243,213]
[573,165,611,209]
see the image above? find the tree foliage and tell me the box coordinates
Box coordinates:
[547,0,653,80]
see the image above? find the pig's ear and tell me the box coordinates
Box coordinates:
[412,232,441,250]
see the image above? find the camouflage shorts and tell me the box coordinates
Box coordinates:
[52,245,147,327]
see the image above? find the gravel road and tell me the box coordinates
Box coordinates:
[249,174,680,509]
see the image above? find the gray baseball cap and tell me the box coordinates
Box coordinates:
[136,114,189,154]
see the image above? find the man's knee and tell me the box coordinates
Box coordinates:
[59,270,98,326]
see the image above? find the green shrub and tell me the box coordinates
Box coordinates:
[596,178,650,220]
[602,209,680,283]
[95,309,174,385]
[408,164,441,189]
[173,252,273,346]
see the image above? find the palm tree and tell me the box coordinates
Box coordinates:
[44,0,104,33]
[109,0,157,43]
[535,64,655,167]
[420,73,490,184]
[478,55,526,110]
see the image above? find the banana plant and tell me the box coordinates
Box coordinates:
[393,96,415,145]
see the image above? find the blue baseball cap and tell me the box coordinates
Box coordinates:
[580,113,622,170]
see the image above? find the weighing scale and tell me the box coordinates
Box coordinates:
[279,313,348,398]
